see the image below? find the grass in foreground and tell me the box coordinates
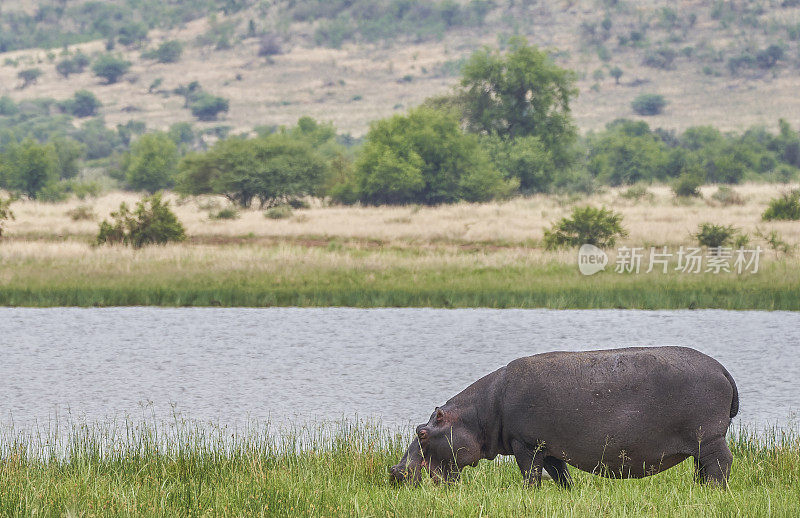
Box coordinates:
[0,420,798,516]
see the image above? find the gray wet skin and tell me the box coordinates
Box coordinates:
[390,346,739,488]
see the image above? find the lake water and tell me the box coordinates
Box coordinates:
[0,308,797,434]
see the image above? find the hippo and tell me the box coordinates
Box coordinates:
[389,346,739,488]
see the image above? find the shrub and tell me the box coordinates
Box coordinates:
[711,186,745,206]
[643,47,677,69]
[543,206,628,250]
[190,93,229,121]
[632,94,667,116]
[92,54,132,84]
[610,66,623,84]
[756,228,795,255]
[762,190,800,221]
[66,205,96,221]
[18,68,43,88]
[620,184,653,201]
[258,34,283,56]
[265,205,292,219]
[1,139,59,199]
[672,172,703,197]
[694,223,738,249]
[96,193,186,248]
[145,40,183,63]
[209,207,240,220]
[0,196,15,238]
[0,95,18,115]
[58,90,101,117]
[57,53,91,77]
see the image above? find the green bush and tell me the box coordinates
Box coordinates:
[144,40,183,63]
[672,172,703,197]
[0,139,59,199]
[117,21,148,47]
[18,68,43,88]
[209,207,240,220]
[190,93,229,121]
[642,47,677,69]
[56,52,90,78]
[58,90,101,118]
[632,94,667,115]
[0,95,18,115]
[543,206,628,250]
[265,205,293,219]
[91,54,132,84]
[97,193,186,248]
[762,190,800,221]
[694,223,738,249]
[619,184,653,201]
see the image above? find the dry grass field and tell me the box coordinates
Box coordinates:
[6,183,799,249]
[2,1,800,136]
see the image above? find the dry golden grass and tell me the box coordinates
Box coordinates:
[2,1,800,136]
[5,183,799,250]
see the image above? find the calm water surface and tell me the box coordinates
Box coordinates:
[0,308,797,432]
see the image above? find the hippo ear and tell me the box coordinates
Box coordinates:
[435,408,445,423]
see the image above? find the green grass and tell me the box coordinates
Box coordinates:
[1,420,798,516]
[1,243,800,309]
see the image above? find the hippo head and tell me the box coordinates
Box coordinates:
[389,406,482,484]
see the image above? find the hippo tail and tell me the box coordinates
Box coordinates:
[722,368,739,419]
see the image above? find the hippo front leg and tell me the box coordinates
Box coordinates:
[512,439,545,487]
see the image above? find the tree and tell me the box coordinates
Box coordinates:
[53,138,86,179]
[18,68,43,88]
[59,90,101,117]
[147,40,183,63]
[354,107,513,205]
[177,132,327,208]
[1,139,59,199]
[632,93,667,115]
[97,193,186,248]
[91,54,132,84]
[458,37,578,169]
[190,93,229,121]
[117,22,149,47]
[122,132,179,193]
[610,66,623,84]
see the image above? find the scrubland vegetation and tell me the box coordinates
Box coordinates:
[0,419,797,516]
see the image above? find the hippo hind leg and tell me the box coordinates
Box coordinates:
[543,456,572,489]
[512,440,545,487]
[693,437,733,487]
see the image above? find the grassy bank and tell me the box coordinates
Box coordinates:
[1,241,800,309]
[2,185,799,309]
[1,420,798,516]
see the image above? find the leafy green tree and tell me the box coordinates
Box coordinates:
[97,193,186,248]
[1,139,59,199]
[458,37,578,169]
[632,93,667,115]
[610,66,623,84]
[177,132,327,208]
[190,93,229,121]
[355,107,513,205]
[122,132,179,193]
[586,120,668,185]
[92,54,132,84]
[18,68,43,88]
[481,134,556,193]
[53,138,86,180]
[58,90,101,117]
[117,22,149,47]
[0,96,18,116]
[146,40,183,63]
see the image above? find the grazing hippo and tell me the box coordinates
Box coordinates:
[389,346,739,487]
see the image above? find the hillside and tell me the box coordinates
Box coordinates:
[2,0,800,137]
